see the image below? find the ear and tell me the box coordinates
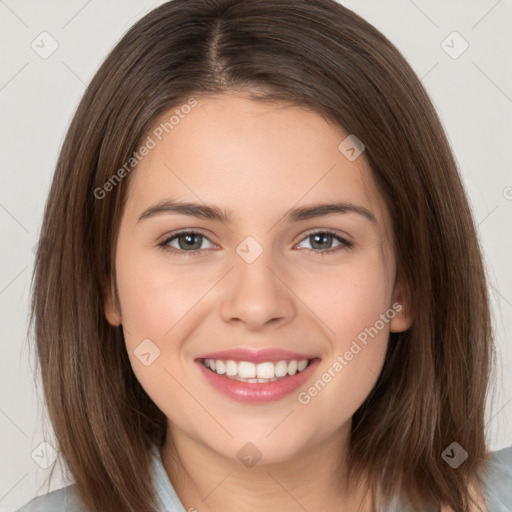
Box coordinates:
[102,277,122,327]
[389,274,413,333]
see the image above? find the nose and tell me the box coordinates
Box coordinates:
[219,249,296,331]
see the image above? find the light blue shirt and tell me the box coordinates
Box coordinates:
[15,445,512,511]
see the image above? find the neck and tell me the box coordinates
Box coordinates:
[160,422,373,512]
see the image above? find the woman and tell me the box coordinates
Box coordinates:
[18,0,512,510]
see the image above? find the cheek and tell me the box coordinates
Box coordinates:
[114,251,221,399]
[115,251,207,344]
[303,251,392,343]
[114,252,203,410]
[296,254,391,409]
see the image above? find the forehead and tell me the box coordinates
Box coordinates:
[124,93,389,231]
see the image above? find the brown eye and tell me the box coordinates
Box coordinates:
[158,231,215,256]
[174,233,203,251]
[297,231,353,256]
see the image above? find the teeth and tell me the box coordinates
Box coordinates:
[238,361,256,379]
[203,358,310,381]
[288,360,297,375]
[216,360,226,375]
[256,362,274,379]
[275,360,288,377]
[226,374,279,383]
[297,360,308,371]
[225,360,238,376]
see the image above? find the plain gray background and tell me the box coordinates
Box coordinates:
[1,1,511,510]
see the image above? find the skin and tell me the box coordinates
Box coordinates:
[104,93,413,511]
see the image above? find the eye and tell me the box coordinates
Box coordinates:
[157,230,215,257]
[296,230,353,256]
[157,229,353,257]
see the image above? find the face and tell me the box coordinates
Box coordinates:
[105,93,410,465]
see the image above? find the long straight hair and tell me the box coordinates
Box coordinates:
[30,0,494,510]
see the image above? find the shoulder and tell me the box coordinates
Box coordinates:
[481,445,512,511]
[15,484,88,512]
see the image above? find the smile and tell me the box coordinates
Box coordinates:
[202,358,310,383]
[196,356,321,403]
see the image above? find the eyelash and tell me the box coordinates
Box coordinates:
[157,229,354,258]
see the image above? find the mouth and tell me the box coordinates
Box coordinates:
[194,352,321,402]
[200,357,312,383]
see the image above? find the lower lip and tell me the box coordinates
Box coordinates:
[196,358,321,403]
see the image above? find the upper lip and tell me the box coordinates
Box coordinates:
[196,348,318,364]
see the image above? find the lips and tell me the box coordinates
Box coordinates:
[194,348,320,402]
[196,348,317,363]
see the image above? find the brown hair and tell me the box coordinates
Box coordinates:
[30,0,495,511]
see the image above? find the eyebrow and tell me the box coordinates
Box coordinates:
[137,199,377,224]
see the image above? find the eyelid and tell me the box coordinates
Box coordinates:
[156,228,217,251]
[157,227,353,256]
[298,227,353,244]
